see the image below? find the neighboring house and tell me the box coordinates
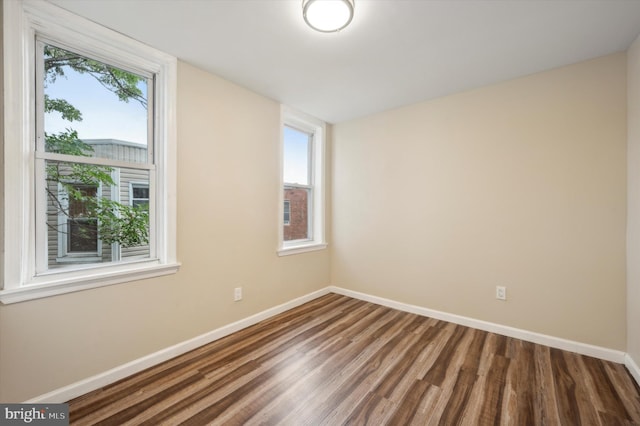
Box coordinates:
[46,139,150,268]
[283,187,308,241]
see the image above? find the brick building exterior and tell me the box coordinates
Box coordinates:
[284,187,308,241]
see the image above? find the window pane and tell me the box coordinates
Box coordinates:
[45,160,150,268]
[283,187,310,241]
[68,185,96,216]
[68,219,98,252]
[283,126,311,185]
[132,186,149,199]
[43,44,149,163]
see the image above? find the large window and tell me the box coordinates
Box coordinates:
[41,44,151,269]
[1,1,178,303]
[279,107,326,255]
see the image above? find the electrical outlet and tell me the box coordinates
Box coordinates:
[234,287,242,302]
[496,286,506,301]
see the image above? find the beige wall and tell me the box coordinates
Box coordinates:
[0,1,4,327]
[332,53,627,350]
[0,61,331,402]
[628,35,640,367]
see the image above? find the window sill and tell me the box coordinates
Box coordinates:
[56,256,103,263]
[277,242,328,257]
[0,262,180,304]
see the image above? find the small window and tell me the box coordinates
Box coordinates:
[131,183,150,209]
[278,106,326,256]
[283,200,291,226]
[64,184,99,255]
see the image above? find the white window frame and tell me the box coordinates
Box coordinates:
[1,0,179,304]
[278,106,327,256]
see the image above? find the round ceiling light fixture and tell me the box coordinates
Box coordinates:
[302,0,354,33]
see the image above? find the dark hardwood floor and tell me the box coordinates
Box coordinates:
[68,293,640,425]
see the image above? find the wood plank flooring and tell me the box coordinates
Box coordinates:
[68,293,640,425]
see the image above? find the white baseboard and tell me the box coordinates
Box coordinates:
[27,287,331,403]
[328,286,627,364]
[28,285,634,403]
[626,354,640,386]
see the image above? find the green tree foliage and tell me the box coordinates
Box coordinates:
[45,45,149,248]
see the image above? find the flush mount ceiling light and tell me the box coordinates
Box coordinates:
[302,0,354,33]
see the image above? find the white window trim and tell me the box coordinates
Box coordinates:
[1,0,179,304]
[278,105,327,256]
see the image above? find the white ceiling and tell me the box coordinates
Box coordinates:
[48,0,640,124]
